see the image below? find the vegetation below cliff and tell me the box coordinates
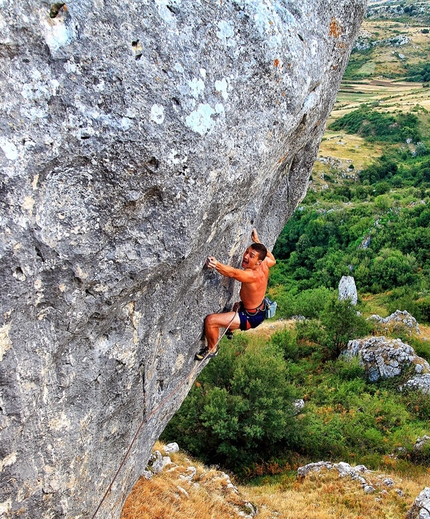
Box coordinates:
[162,317,430,476]
[121,440,429,519]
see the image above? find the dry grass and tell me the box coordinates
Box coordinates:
[317,131,383,171]
[121,442,428,519]
[238,466,429,519]
[418,323,430,342]
[244,319,295,340]
[121,443,252,519]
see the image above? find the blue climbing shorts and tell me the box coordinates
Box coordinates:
[238,302,265,331]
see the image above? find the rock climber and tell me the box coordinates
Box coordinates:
[195,228,276,360]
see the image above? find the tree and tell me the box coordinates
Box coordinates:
[320,295,369,359]
[371,249,416,290]
[162,340,299,471]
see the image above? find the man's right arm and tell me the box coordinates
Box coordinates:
[206,256,256,283]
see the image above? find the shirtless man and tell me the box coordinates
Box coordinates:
[195,229,276,360]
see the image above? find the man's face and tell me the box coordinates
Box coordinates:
[242,247,261,269]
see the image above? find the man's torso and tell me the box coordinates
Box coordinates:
[239,263,269,309]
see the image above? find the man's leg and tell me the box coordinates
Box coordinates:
[204,311,241,351]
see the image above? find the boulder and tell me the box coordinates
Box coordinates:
[368,310,420,335]
[406,488,430,519]
[338,275,358,305]
[414,436,430,451]
[0,0,366,517]
[297,461,372,491]
[404,374,430,395]
[164,442,180,455]
[344,336,430,383]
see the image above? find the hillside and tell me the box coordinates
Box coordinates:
[273,0,430,312]
[316,0,430,176]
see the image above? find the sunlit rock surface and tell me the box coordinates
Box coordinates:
[0,0,366,517]
[406,487,430,519]
[338,275,358,305]
[345,336,430,382]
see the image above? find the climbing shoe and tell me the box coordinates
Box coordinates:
[195,347,209,361]
[195,345,219,361]
[206,345,219,358]
[226,330,234,340]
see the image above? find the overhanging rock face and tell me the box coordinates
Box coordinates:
[0,1,366,517]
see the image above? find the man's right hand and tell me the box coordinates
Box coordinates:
[206,256,217,269]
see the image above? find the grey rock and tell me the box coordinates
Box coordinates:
[297,461,334,478]
[338,275,357,305]
[298,461,372,492]
[293,398,305,415]
[148,450,164,474]
[241,502,257,517]
[179,466,197,482]
[415,436,430,451]
[406,488,430,519]
[164,442,180,454]
[405,374,430,394]
[141,470,153,481]
[368,310,420,335]
[0,0,365,518]
[162,456,173,469]
[344,336,430,383]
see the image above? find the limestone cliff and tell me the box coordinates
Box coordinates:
[0,1,366,517]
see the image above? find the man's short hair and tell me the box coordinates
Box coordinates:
[250,242,267,261]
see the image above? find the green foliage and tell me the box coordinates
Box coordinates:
[270,328,299,361]
[371,249,416,291]
[417,296,430,324]
[343,48,376,81]
[269,285,332,320]
[328,106,422,144]
[271,177,430,295]
[165,315,429,476]
[319,296,370,359]
[162,338,299,471]
[293,297,369,361]
[405,62,430,82]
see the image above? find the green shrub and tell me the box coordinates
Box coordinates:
[296,318,328,348]
[320,296,370,359]
[405,62,430,82]
[329,107,422,144]
[417,296,430,323]
[270,328,299,360]
[294,287,332,319]
[162,338,300,471]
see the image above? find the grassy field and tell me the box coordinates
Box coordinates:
[312,78,430,189]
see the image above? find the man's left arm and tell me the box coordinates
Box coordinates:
[251,228,276,268]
